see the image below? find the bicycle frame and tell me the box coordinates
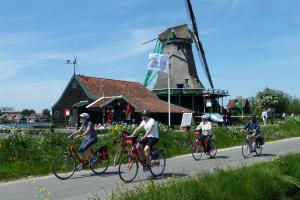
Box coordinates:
[68,143,94,167]
[128,141,145,164]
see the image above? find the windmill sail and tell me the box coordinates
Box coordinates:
[185,0,214,89]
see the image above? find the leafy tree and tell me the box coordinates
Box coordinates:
[254,88,279,111]
[251,87,300,114]
[0,110,2,116]
[42,109,51,119]
[21,109,36,116]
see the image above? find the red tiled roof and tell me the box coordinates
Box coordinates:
[77,75,191,113]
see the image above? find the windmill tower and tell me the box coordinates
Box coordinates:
[154,24,205,90]
[144,0,228,113]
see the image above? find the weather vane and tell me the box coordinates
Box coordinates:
[65,54,78,75]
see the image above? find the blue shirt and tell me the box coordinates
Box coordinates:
[244,120,260,133]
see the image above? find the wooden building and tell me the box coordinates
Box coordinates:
[52,74,191,125]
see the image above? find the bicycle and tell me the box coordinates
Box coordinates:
[52,139,109,180]
[118,136,166,183]
[113,130,132,166]
[242,132,264,158]
[185,127,217,160]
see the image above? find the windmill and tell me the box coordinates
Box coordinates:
[144,0,228,113]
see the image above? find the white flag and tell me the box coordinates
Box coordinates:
[148,53,169,73]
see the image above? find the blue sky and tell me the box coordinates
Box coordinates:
[0,0,299,112]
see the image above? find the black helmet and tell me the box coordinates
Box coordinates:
[140,110,150,117]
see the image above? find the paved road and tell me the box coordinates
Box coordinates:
[1,137,300,200]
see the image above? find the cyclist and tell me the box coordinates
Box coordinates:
[68,113,98,169]
[130,110,159,171]
[195,115,213,153]
[243,115,260,149]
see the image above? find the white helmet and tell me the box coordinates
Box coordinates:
[79,113,89,119]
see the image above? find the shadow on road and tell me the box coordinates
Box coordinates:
[157,172,188,179]
[197,155,229,161]
[213,155,229,159]
[254,153,276,157]
[127,172,188,184]
[69,171,120,180]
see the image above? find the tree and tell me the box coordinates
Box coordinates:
[21,109,36,116]
[42,108,51,119]
[254,88,279,111]
[0,110,2,116]
[251,87,300,114]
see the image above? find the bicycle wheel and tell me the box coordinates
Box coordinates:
[52,152,76,180]
[242,140,251,158]
[150,149,166,178]
[191,140,203,161]
[113,145,122,166]
[255,144,263,155]
[118,155,138,183]
[209,137,217,158]
[90,150,109,174]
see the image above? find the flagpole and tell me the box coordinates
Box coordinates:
[168,63,171,127]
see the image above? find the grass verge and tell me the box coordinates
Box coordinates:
[109,153,300,200]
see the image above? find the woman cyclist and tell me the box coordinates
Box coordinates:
[195,115,213,153]
[68,113,98,169]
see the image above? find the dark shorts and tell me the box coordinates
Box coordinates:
[79,136,98,153]
[139,137,158,149]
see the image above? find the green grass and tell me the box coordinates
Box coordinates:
[109,153,300,200]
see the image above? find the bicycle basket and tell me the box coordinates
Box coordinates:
[125,137,137,145]
[151,149,160,160]
[259,136,265,145]
[98,146,108,160]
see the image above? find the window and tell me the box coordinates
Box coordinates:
[53,111,59,118]
[72,81,78,89]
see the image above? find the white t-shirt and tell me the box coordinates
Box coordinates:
[196,121,212,136]
[139,118,159,138]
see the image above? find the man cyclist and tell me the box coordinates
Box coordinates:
[243,115,260,149]
[130,110,159,171]
[195,115,213,153]
[68,113,98,169]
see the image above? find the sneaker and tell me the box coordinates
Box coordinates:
[143,164,150,172]
[76,163,83,170]
[88,156,97,167]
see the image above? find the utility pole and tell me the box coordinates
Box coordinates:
[101,81,105,124]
